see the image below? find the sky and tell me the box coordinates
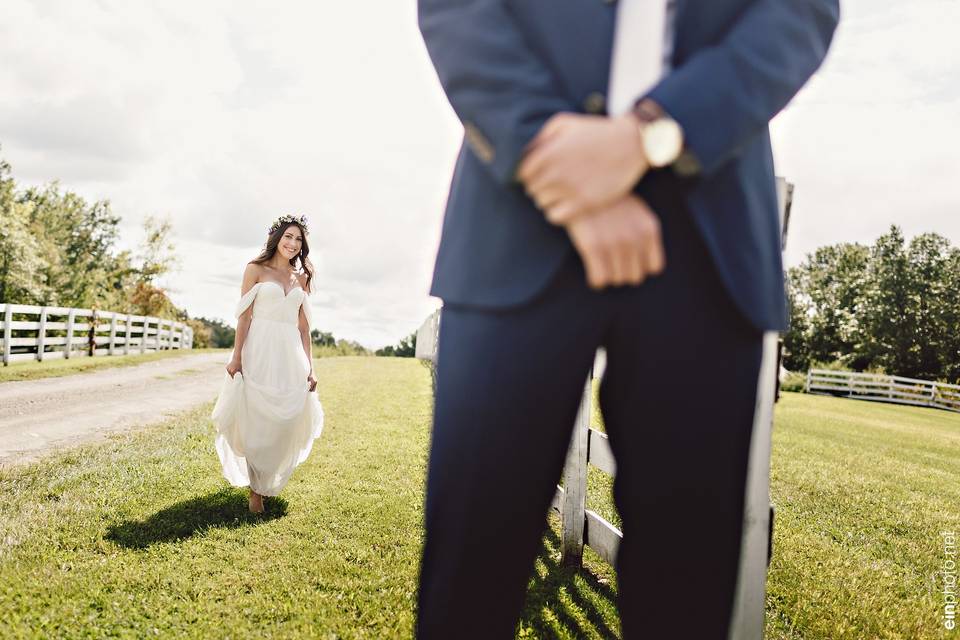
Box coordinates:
[0,1,957,349]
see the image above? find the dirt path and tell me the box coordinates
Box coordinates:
[0,352,230,466]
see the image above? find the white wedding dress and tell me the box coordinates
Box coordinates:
[210,280,324,496]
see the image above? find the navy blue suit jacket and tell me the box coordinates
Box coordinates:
[419,0,839,332]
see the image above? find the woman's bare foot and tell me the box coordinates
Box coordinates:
[248,489,265,514]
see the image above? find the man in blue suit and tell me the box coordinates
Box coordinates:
[416,1,838,637]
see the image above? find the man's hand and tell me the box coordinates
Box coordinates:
[565,194,665,289]
[518,112,648,225]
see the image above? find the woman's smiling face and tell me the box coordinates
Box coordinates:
[278,224,303,259]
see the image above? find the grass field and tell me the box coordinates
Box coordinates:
[1,357,957,638]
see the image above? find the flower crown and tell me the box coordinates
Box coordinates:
[268,213,309,235]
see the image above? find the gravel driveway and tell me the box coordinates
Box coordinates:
[0,352,230,466]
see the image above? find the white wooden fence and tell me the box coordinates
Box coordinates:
[0,302,194,366]
[805,369,960,413]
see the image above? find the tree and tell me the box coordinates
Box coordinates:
[783,242,869,370]
[376,331,417,357]
[311,329,335,347]
[786,225,960,383]
[0,151,189,323]
[0,157,46,304]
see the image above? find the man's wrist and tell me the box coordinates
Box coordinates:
[611,111,647,170]
[632,98,701,177]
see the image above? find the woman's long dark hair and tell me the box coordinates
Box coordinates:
[249,222,314,290]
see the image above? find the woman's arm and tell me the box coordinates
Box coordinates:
[227,264,260,375]
[298,312,313,370]
[297,275,316,390]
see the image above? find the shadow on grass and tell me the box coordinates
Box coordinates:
[519,525,621,639]
[106,487,288,549]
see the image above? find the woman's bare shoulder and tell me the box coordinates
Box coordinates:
[241,263,263,294]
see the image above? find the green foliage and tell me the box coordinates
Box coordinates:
[314,339,372,358]
[784,226,960,383]
[0,151,185,320]
[189,317,236,349]
[779,370,807,393]
[310,329,335,347]
[376,331,417,358]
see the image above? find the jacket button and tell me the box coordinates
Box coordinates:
[583,92,607,114]
[463,121,495,164]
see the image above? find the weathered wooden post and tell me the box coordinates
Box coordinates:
[108,312,118,356]
[88,309,98,357]
[560,371,592,566]
[2,304,11,366]
[727,331,780,639]
[415,309,442,394]
[726,176,795,640]
[64,308,76,359]
[124,314,132,355]
[37,306,48,362]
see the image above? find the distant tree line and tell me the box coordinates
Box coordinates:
[376,331,416,357]
[0,151,213,337]
[310,329,370,357]
[784,226,960,383]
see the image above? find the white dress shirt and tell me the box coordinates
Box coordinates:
[607,0,678,116]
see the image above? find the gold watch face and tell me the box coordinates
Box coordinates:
[643,118,684,168]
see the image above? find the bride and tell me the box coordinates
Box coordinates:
[210,213,325,514]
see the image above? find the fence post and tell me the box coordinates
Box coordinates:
[64,309,75,359]
[140,317,147,354]
[804,369,811,393]
[561,368,593,567]
[728,331,781,639]
[37,306,48,362]
[2,304,11,366]
[108,312,118,356]
[124,314,132,355]
[88,310,98,357]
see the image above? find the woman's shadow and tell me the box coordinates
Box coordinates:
[106,487,288,549]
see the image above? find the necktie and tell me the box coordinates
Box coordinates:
[607,0,667,116]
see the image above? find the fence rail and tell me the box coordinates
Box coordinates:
[1,302,194,365]
[805,369,960,413]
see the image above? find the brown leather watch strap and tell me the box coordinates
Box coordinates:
[631,98,666,124]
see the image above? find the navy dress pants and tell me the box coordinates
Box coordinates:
[416,184,765,639]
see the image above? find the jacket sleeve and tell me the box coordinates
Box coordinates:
[418,0,578,185]
[646,0,840,177]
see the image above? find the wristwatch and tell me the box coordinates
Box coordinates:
[631,99,700,177]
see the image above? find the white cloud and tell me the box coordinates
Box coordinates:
[772,0,960,266]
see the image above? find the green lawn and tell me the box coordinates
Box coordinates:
[1,359,957,638]
[0,357,617,639]
[764,393,959,639]
[582,389,960,639]
[0,348,232,383]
